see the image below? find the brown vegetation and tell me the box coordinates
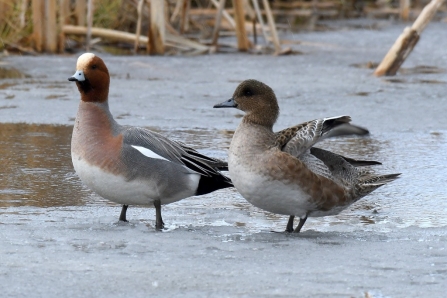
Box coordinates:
[0,0,445,55]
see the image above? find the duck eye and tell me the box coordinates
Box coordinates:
[92,65,97,69]
[244,89,253,96]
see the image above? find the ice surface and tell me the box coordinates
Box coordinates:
[1,19,447,297]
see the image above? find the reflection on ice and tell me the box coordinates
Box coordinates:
[0,123,446,232]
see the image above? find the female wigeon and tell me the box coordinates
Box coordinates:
[69,53,232,230]
[214,79,399,233]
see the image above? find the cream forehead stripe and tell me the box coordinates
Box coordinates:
[76,53,96,68]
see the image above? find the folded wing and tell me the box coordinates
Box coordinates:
[123,127,228,177]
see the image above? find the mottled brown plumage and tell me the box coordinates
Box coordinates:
[214,79,400,233]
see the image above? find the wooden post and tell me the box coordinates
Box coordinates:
[74,0,87,26]
[374,0,445,76]
[148,0,165,55]
[210,0,236,28]
[58,0,70,53]
[31,0,57,53]
[134,0,145,53]
[400,0,411,21]
[262,0,281,53]
[44,0,58,52]
[171,0,189,32]
[86,0,94,51]
[171,0,183,23]
[232,0,249,51]
[20,0,29,28]
[211,0,227,46]
[251,0,269,45]
[32,0,44,52]
[179,0,190,34]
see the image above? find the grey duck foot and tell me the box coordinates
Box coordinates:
[293,216,308,233]
[119,205,129,222]
[285,215,295,233]
[154,200,165,230]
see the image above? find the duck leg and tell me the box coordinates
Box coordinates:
[285,215,295,232]
[154,200,164,230]
[119,205,129,222]
[293,216,308,233]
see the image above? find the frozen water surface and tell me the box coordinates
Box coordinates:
[1,123,446,231]
[1,20,447,297]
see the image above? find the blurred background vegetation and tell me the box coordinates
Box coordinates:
[0,0,445,54]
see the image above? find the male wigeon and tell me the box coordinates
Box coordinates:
[68,53,232,230]
[214,79,399,233]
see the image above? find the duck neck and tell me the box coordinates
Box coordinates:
[75,100,120,135]
[242,111,277,130]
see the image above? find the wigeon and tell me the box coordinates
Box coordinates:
[68,53,232,230]
[214,79,399,233]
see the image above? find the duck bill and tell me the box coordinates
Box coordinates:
[68,70,85,82]
[213,98,237,109]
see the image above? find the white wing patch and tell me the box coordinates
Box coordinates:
[131,145,171,162]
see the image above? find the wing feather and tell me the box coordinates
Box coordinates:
[123,127,227,177]
[276,115,351,158]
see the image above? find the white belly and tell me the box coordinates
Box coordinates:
[229,154,313,218]
[72,153,199,206]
